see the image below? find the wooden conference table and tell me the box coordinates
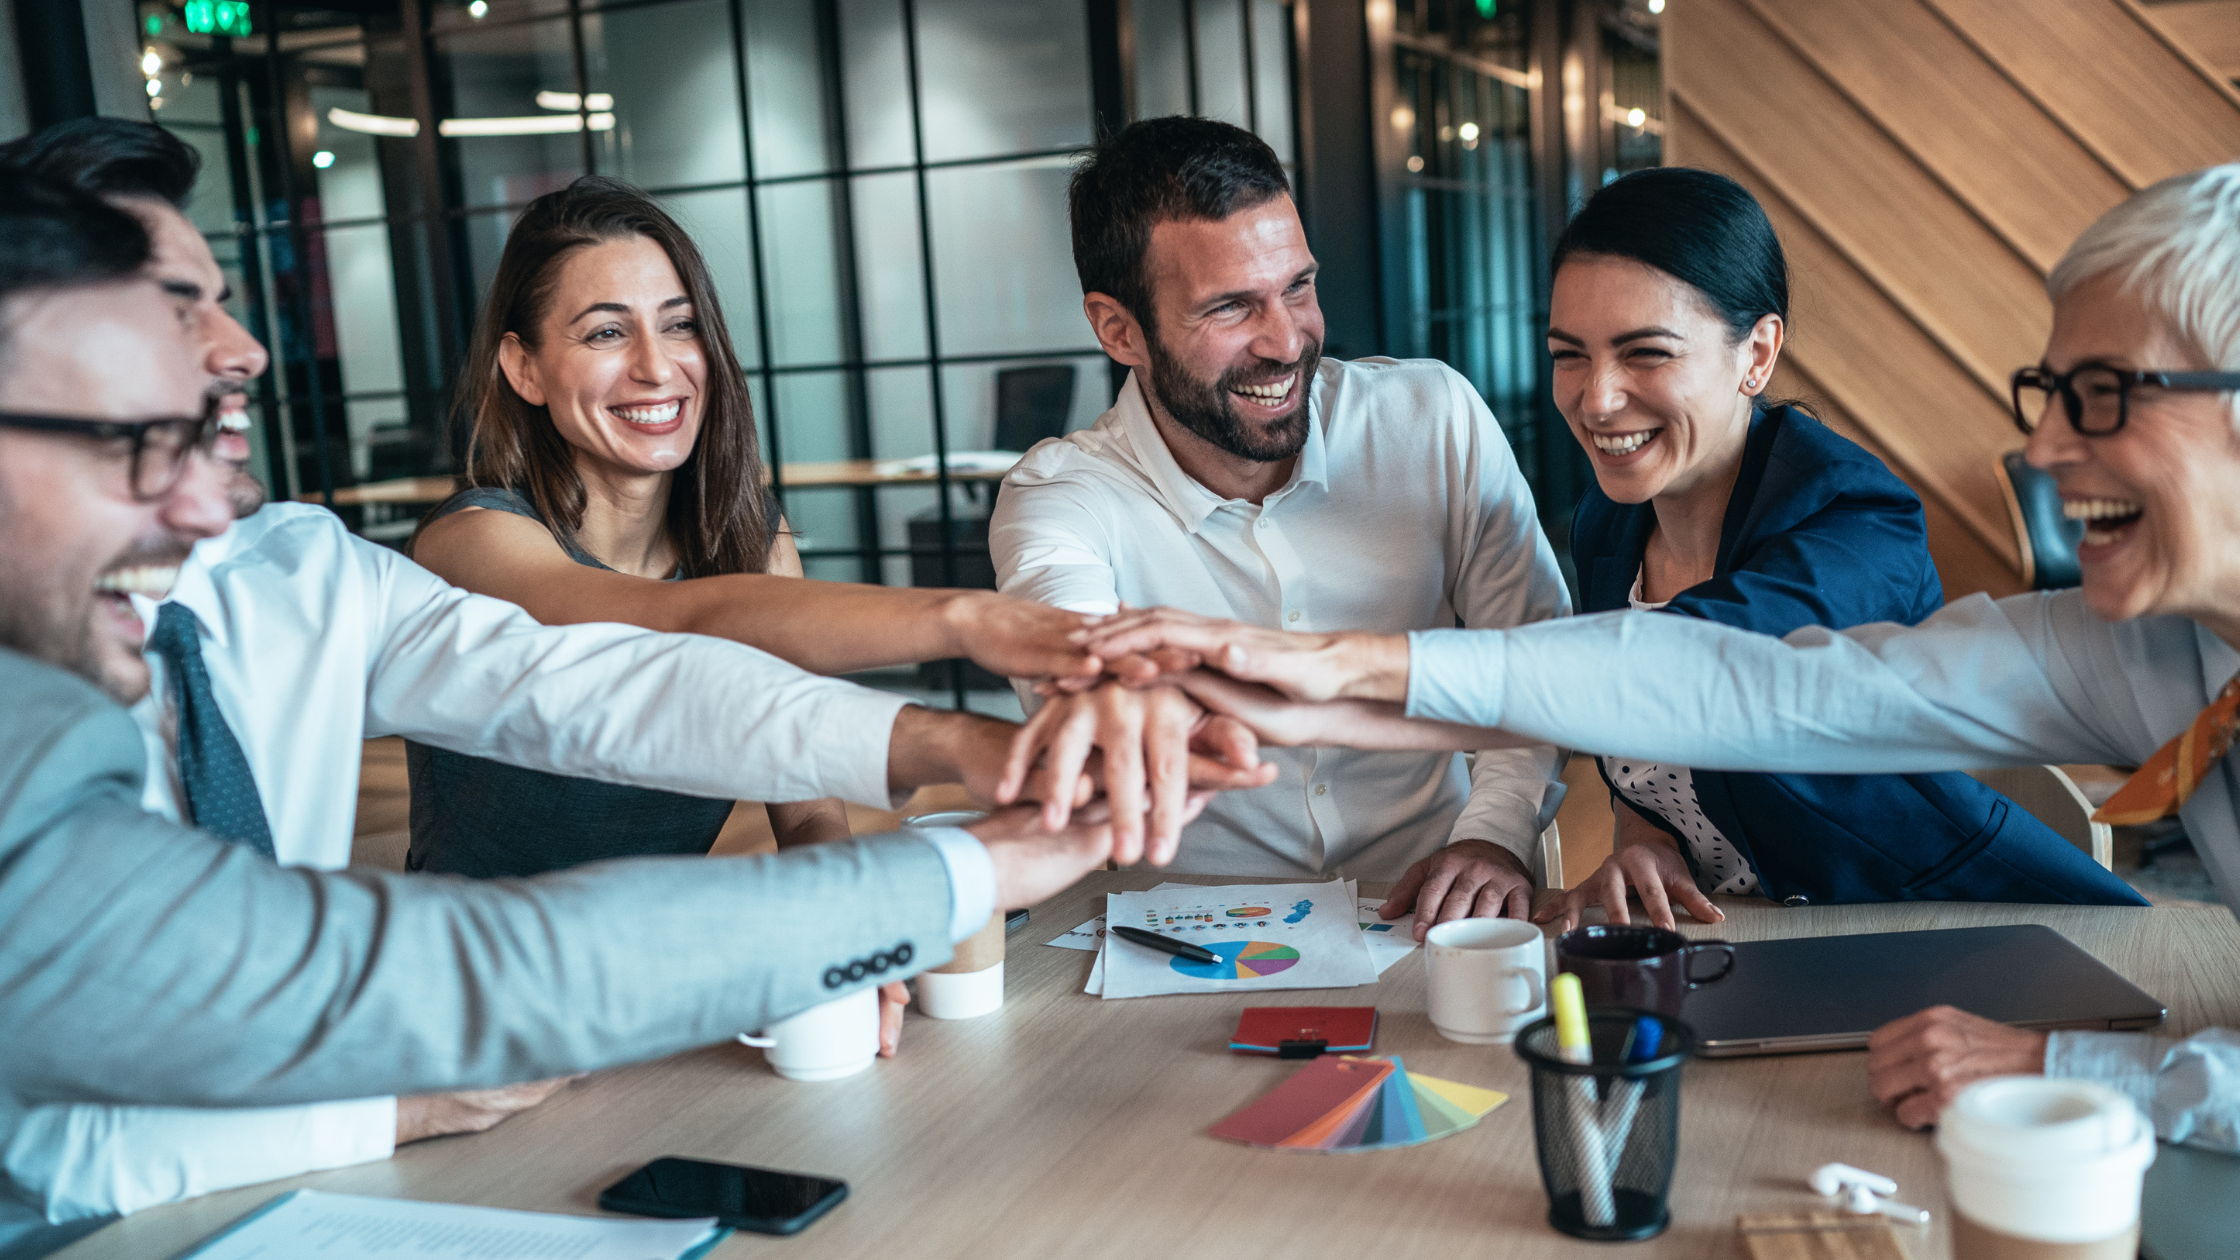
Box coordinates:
[56,874,2240,1260]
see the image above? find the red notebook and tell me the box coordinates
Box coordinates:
[1229,1006,1378,1056]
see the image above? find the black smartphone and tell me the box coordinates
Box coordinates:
[598,1156,847,1236]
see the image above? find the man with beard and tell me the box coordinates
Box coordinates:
[0,173,1147,1259]
[992,117,1569,928]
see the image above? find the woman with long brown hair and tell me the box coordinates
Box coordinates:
[406,178,1264,883]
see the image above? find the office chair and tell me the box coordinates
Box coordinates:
[1992,450,2083,590]
[994,364,1078,453]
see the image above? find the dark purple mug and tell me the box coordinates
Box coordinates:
[1555,924,1736,1018]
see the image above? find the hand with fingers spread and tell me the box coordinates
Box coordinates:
[1073,606,1413,703]
[1867,1006,2048,1131]
[995,683,1276,866]
[1531,812,1725,934]
[1381,839,1535,938]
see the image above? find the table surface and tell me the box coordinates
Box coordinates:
[55,875,2240,1260]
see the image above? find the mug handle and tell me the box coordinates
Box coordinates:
[1684,940,1737,988]
[1505,966,1548,1016]
[736,1032,776,1048]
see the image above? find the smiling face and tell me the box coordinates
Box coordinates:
[1126,196,1324,464]
[0,279,232,702]
[1547,254,1779,506]
[130,197,269,516]
[498,235,706,481]
[2024,271,2240,633]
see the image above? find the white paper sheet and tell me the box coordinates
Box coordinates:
[184,1190,725,1259]
[1046,916,1106,951]
[1100,880,1377,999]
[1080,884,1418,994]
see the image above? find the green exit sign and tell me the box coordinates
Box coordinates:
[183,1,253,37]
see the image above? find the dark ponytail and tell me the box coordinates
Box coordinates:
[1553,167,1787,344]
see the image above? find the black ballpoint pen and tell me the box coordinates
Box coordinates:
[1112,925,1223,965]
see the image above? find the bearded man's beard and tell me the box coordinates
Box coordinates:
[1144,331,1320,463]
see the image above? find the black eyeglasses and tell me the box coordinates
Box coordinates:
[0,395,222,501]
[2011,363,2240,437]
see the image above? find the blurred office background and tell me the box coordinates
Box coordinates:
[5,0,2235,706]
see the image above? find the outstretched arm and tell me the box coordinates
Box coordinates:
[414,506,1102,684]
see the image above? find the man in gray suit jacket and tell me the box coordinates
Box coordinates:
[0,176,1149,1258]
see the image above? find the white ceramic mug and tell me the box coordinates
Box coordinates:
[1936,1076,2156,1260]
[737,988,879,1082]
[1424,917,1548,1044]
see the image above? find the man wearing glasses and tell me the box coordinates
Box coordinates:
[0,174,1145,1259]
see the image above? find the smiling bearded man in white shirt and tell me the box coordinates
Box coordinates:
[992,117,1570,931]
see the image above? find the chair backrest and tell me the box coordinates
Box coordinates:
[1993,451,2084,590]
[1965,764,2113,870]
[994,364,1078,453]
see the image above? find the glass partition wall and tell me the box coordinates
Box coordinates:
[137,0,1296,705]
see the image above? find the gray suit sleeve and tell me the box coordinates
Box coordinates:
[0,652,954,1110]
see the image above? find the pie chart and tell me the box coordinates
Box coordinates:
[1170,940,1302,980]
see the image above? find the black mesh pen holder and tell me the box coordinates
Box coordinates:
[1512,1008,1695,1242]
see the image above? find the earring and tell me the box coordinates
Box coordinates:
[1745,377,1759,389]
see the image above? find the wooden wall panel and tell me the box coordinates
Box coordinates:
[2149,1,2240,79]
[1928,0,2240,186]
[1741,0,2132,271]
[1665,0,2240,597]
[1672,108,2022,571]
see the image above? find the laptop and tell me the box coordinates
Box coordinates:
[1683,924,2166,1058]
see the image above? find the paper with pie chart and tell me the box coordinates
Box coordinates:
[1098,881,1377,999]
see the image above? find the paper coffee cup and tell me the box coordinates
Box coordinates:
[919,913,1005,1019]
[1936,1076,2155,1259]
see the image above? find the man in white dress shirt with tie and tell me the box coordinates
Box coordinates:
[992,117,1570,926]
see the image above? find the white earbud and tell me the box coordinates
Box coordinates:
[1809,1163,1897,1198]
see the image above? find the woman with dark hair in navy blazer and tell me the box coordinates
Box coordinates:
[1530,168,2143,930]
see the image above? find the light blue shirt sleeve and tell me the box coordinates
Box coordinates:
[914,827,997,943]
[2048,1028,2240,1154]
[1404,595,2128,773]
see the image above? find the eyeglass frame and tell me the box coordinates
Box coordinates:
[2010,362,2240,437]
[0,394,224,501]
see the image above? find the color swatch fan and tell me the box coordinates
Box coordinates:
[1210,1056,1507,1153]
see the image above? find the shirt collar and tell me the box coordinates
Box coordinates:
[1110,366,1330,534]
[2197,619,2240,700]
[134,521,240,648]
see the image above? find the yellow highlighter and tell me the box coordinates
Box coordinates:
[1551,971,1593,1066]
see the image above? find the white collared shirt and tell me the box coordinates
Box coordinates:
[5,502,932,1232]
[991,359,1570,880]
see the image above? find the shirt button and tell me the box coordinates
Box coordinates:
[1287,610,1300,622]
[1314,783,1327,796]
[1256,518,1269,530]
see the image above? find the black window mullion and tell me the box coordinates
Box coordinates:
[728,0,787,513]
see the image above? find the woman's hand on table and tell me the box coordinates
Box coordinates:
[1530,823,1724,933]
[997,683,1276,865]
[1867,1006,2050,1130]
[1073,606,1413,703]
[395,1076,579,1145]
[1381,839,1535,937]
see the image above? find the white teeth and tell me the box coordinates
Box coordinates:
[1230,374,1295,403]
[1592,430,1657,455]
[93,565,180,598]
[2062,497,2144,522]
[615,401,682,425]
[217,405,250,432]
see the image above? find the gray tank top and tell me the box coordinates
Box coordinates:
[404,487,733,877]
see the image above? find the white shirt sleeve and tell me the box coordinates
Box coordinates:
[4,1097,396,1223]
[1406,593,2134,773]
[2047,1028,2240,1153]
[1440,373,1572,870]
[990,476,1124,617]
[350,537,913,808]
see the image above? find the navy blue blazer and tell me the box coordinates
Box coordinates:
[1572,406,2144,906]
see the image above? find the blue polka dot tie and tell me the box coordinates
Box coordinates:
[146,603,276,857]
